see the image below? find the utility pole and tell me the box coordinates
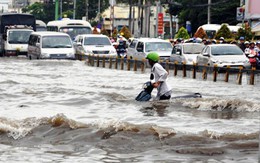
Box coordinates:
[55,0,59,20]
[137,0,141,37]
[60,0,62,18]
[155,0,160,38]
[207,0,211,24]
[85,0,89,20]
[128,0,132,33]
[73,0,76,19]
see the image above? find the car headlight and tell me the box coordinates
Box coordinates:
[109,49,117,54]
[41,53,49,57]
[84,49,93,55]
[212,59,222,64]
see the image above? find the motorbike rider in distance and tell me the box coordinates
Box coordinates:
[116,38,127,58]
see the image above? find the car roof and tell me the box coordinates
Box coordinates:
[206,44,237,47]
[176,43,204,46]
[76,34,109,38]
[134,37,170,43]
[30,31,70,37]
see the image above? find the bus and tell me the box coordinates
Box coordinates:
[36,20,47,31]
[0,13,36,56]
[197,24,241,39]
[47,18,92,40]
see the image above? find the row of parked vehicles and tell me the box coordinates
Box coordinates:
[0,13,252,69]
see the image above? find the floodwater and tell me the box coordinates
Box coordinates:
[0,57,260,163]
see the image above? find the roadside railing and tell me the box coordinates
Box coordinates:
[84,54,260,86]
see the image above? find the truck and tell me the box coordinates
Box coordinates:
[0,13,36,57]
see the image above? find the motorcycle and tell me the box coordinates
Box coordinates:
[117,48,127,58]
[246,52,260,69]
[135,81,202,102]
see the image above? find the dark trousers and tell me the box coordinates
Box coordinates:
[159,95,171,100]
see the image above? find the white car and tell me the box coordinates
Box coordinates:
[127,38,173,61]
[170,43,205,64]
[196,44,250,69]
[74,34,117,58]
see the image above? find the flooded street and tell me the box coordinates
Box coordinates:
[0,57,260,162]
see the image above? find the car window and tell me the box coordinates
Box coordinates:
[211,46,243,56]
[42,36,72,48]
[183,44,204,54]
[202,46,210,54]
[84,37,111,45]
[136,42,144,52]
[129,40,137,48]
[172,45,182,55]
[145,42,172,52]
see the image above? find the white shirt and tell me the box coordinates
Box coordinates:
[151,63,172,98]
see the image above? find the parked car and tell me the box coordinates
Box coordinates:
[74,34,117,58]
[27,31,75,59]
[169,43,205,64]
[196,44,250,69]
[127,38,173,60]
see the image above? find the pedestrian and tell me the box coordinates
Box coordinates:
[219,37,226,44]
[238,36,246,51]
[146,52,172,100]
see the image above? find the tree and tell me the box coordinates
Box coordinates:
[175,27,190,39]
[215,24,232,39]
[194,27,208,39]
[119,26,132,39]
[22,2,55,23]
[101,27,109,37]
[112,27,118,40]
[174,0,239,35]
[237,25,253,41]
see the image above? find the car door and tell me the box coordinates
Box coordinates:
[135,41,145,60]
[127,39,138,59]
[170,44,183,63]
[75,36,85,55]
[198,46,210,65]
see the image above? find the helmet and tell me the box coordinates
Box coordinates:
[146,52,160,62]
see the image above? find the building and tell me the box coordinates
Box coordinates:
[244,0,260,37]
[101,3,178,39]
[0,0,9,13]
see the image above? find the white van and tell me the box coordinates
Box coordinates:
[27,31,75,59]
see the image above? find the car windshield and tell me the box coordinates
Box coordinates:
[211,46,243,56]
[59,27,92,40]
[145,42,172,52]
[8,30,33,44]
[84,37,111,45]
[42,36,72,48]
[183,44,204,54]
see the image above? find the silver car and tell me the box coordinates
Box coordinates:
[169,43,205,64]
[196,44,250,68]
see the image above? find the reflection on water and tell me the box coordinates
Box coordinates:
[139,101,170,117]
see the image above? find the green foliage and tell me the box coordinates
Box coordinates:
[101,27,110,37]
[119,26,132,39]
[112,28,118,40]
[22,2,55,23]
[175,27,190,39]
[175,0,239,34]
[22,0,110,23]
[237,25,253,41]
[215,24,232,39]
